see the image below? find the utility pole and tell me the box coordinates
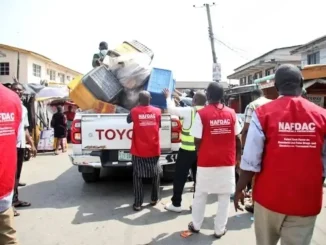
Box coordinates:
[193,3,220,82]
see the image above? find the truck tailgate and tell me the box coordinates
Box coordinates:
[81,114,172,151]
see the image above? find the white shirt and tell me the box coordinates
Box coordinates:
[190,110,241,194]
[166,98,194,129]
[17,103,29,148]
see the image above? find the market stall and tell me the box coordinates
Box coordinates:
[224,84,258,113]
[34,86,73,152]
[254,74,278,100]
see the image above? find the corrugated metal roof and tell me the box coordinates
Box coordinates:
[291,35,326,54]
[304,79,326,89]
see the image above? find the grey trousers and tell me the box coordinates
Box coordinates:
[254,201,317,245]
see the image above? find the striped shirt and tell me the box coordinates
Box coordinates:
[244,97,271,123]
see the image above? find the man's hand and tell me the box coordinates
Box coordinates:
[31,146,37,157]
[162,88,170,99]
[234,190,245,212]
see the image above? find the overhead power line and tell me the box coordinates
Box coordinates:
[213,37,250,60]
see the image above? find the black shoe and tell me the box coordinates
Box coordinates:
[18,182,26,187]
[245,204,254,214]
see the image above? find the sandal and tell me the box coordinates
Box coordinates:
[214,229,227,239]
[150,200,159,206]
[133,204,141,211]
[13,201,31,208]
[188,222,200,233]
[13,208,20,217]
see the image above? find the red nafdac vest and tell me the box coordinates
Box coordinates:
[0,85,22,199]
[197,104,236,167]
[255,96,326,216]
[130,105,161,157]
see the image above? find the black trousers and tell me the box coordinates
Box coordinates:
[13,148,25,203]
[171,148,197,207]
[133,174,160,207]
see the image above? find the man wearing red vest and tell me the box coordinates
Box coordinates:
[235,64,326,245]
[185,82,242,238]
[127,91,162,211]
[0,84,22,245]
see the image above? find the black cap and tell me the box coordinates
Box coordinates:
[99,41,108,50]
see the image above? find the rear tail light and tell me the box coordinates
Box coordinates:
[71,119,81,144]
[171,118,182,143]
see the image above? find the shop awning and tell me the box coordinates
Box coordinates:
[303,79,326,89]
[224,84,258,96]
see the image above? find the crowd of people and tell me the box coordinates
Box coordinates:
[127,64,326,245]
[1,64,325,245]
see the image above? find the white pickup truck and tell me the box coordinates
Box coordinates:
[69,112,182,183]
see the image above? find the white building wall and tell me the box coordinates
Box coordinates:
[0,47,81,85]
[27,55,47,84]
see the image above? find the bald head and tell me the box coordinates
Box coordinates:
[206,82,224,104]
[275,64,303,96]
[193,90,207,106]
[139,91,151,106]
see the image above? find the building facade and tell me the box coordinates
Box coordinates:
[291,35,326,67]
[227,46,301,86]
[0,44,82,85]
[175,81,230,90]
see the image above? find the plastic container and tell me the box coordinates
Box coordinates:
[112,40,154,60]
[69,76,98,110]
[82,66,123,103]
[127,40,154,60]
[94,101,116,113]
[116,105,130,113]
[145,68,175,109]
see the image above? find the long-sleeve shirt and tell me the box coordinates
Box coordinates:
[240,111,326,177]
[166,98,194,129]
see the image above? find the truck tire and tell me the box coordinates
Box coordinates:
[161,165,175,182]
[81,169,100,183]
[24,148,31,162]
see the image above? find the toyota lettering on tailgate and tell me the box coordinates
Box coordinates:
[95,129,133,140]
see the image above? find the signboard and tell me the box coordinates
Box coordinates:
[37,129,55,151]
[212,63,221,81]
[307,95,324,107]
[258,80,275,89]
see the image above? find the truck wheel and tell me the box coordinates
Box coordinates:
[161,165,175,182]
[82,169,100,183]
[24,148,31,161]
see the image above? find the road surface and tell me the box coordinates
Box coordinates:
[15,150,326,245]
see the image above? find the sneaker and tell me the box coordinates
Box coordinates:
[165,203,182,213]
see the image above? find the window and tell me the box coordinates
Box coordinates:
[307,51,320,65]
[242,77,247,85]
[67,76,71,81]
[0,62,10,75]
[33,64,41,77]
[58,73,65,83]
[248,75,253,84]
[47,69,56,80]
[258,71,263,78]
[265,68,274,76]
[254,71,263,80]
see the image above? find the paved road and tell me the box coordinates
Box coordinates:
[15,150,326,245]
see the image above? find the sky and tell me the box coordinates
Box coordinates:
[1,0,326,82]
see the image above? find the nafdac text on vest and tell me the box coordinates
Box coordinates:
[278,122,316,133]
